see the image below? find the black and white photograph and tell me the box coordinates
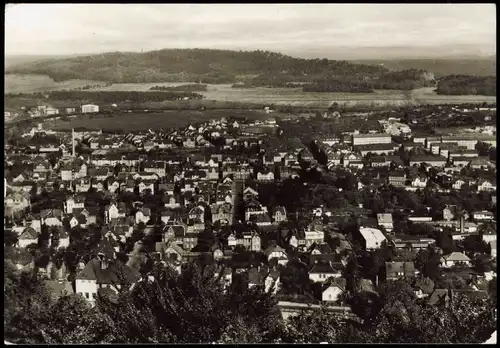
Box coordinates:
[4,3,497,344]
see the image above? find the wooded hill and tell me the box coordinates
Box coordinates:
[436,75,496,96]
[4,48,405,84]
[9,49,493,94]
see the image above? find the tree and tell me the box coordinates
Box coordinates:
[366,279,496,343]
[414,246,441,280]
[40,294,115,343]
[462,235,489,256]
[471,254,493,274]
[475,141,492,157]
[4,263,54,343]
[279,259,313,296]
[4,229,19,247]
[97,261,282,343]
[282,306,350,343]
[435,228,456,254]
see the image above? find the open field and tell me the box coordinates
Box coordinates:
[5,74,105,94]
[6,74,496,107]
[86,83,412,108]
[42,109,276,132]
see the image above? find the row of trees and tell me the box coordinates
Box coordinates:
[302,69,436,92]
[149,84,208,92]
[5,91,204,105]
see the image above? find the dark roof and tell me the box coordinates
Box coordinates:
[94,238,115,259]
[385,261,416,278]
[309,262,337,274]
[20,227,38,240]
[324,277,347,292]
[76,257,140,285]
[10,249,34,266]
[428,289,449,305]
[410,155,447,162]
[45,280,74,299]
[413,277,435,294]
[309,242,332,254]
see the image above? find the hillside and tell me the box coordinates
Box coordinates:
[5,48,394,84]
[352,58,497,78]
[436,75,496,96]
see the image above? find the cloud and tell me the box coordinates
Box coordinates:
[5,4,496,56]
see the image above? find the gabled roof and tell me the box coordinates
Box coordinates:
[274,206,286,215]
[323,277,347,292]
[94,238,115,259]
[442,252,471,262]
[264,245,286,257]
[308,242,332,255]
[309,262,337,274]
[164,224,186,237]
[413,277,435,294]
[428,289,450,305]
[165,242,184,255]
[76,257,140,285]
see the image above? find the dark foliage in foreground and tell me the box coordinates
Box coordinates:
[4,261,496,344]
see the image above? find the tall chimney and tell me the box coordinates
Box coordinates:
[460,214,464,234]
[72,128,76,157]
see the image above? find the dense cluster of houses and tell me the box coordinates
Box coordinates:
[4,110,497,316]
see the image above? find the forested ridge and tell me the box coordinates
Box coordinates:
[4,49,397,84]
[6,49,491,94]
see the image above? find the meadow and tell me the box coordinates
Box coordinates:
[5,74,496,108]
[85,82,414,108]
[43,109,275,132]
[410,87,497,105]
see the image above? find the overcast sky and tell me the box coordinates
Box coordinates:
[5,3,496,57]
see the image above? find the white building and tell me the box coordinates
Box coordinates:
[440,252,471,268]
[359,227,387,250]
[81,104,99,113]
[45,107,59,115]
[304,230,325,248]
[352,133,392,146]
